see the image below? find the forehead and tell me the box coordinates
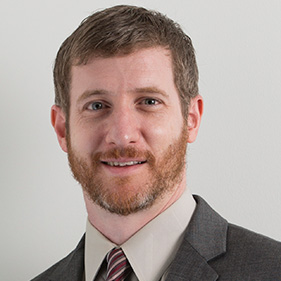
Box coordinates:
[70,47,179,101]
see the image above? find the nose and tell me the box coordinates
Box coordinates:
[105,107,140,147]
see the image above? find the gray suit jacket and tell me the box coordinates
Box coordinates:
[31,196,281,280]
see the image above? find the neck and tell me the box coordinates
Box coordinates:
[84,177,190,245]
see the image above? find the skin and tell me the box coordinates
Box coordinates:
[52,47,203,245]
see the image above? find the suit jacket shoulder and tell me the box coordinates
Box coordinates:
[209,222,281,280]
[166,195,281,281]
[30,235,85,281]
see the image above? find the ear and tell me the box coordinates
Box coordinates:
[187,95,203,143]
[51,105,68,152]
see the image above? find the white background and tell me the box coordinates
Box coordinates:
[0,0,280,280]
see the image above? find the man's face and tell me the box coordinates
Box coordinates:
[66,47,189,215]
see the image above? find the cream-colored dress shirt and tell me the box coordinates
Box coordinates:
[85,189,196,281]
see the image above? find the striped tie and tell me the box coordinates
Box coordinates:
[106,247,131,281]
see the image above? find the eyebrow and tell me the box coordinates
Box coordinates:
[77,89,109,104]
[134,87,169,98]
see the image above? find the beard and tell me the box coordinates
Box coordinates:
[67,126,188,216]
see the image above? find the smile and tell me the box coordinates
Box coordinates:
[102,161,146,167]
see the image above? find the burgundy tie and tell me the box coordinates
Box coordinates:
[106,248,131,281]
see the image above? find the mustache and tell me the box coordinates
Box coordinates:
[92,147,156,163]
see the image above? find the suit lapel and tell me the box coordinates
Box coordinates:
[165,196,228,281]
[165,241,218,280]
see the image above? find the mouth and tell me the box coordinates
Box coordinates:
[101,160,146,167]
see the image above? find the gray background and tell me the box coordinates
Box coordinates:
[0,0,280,280]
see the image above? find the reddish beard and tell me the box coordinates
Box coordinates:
[67,126,188,216]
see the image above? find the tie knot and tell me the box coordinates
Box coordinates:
[106,248,131,281]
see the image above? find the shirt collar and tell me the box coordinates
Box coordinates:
[85,189,196,281]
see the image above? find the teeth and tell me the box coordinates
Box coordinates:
[106,161,142,167]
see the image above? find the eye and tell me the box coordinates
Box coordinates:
[87,102,104,110]
[142,98,160,106]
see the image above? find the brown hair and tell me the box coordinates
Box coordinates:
[54,5,199,120]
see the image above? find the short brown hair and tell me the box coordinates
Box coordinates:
[54,5,199,120]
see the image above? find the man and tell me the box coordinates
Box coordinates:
[32,5,281,281]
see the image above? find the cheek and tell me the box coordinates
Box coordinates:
[146,111,183,137]
[69,123,102,155]
[143,121,181,154]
